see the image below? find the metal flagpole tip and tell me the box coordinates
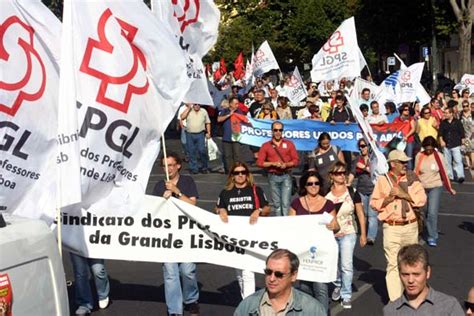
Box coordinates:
[0,213,6,228]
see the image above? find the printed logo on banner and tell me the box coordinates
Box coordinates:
[464,78,474,85]
[172,0,200,33]
[322,31,344,54]
[310,246,317,259]
[254,49,265,63]
[287,74,299,88]
[401,71,411,82]
[0,16,46,116]
[79,8,149,114]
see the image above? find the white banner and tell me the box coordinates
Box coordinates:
[285,67,307,104]
[311,17,362,82]
[0,0,61,220]
[252,41,280,77]
[57,0,191,212]
[60,196,338,283]
[151,0,220,106]
[381,62,425,105]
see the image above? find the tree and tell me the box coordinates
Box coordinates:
[449,0,474,76]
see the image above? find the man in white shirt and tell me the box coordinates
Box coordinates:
[367,101,388,125]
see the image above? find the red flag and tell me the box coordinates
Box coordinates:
[233,52,244,80]
[220,57,227,75]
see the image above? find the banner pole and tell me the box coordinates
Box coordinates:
[57,207,62,258]
[162,133,170,181]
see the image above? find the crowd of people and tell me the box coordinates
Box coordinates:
[68,74,473,315]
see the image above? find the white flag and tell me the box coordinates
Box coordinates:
[151,0,220,106]
[458,74,474,94]
[349,78,389,180]
[311,17,362,82]
[252,40,280,77]
[0,0,61,220]
[285,67,307,104]
[57,0,191,213]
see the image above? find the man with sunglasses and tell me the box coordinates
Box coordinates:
[370,150,427,302]
[383,244,464,315]
[152,152,200,316]
[234,249,325,315]
[257,121,299,216]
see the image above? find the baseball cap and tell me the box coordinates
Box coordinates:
[387,150,411,162]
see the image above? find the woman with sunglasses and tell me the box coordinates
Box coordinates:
[288,171,339,313]
[216,162,270,298]
[416,106,439,143]
[460,100,474,170]
[326,161,366,309]
[414,136,456,247]
[348,139,377,245]
[257,101,279,120]
[394,103,416,169]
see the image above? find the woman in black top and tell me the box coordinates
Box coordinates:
[216,162,270,299]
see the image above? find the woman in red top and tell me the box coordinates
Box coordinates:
[394,103,416,170]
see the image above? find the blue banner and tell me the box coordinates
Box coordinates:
[236,118,364,152]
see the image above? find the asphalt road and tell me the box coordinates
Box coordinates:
[63,136,474,316]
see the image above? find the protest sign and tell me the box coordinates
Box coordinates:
[60,196,338,283]
[231,118,410,153]
[0,0,61,220]
[57,0,191,212]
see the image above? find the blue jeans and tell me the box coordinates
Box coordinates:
[70,253,110,310]
[405,142,414,170]
[186,131,208,172]
[180,129,189,160]
[360,193,378,241]
[163,262,199,314]
[443,146,464,180]
[299,281,328,313]
[334,233,357,300]
[425,186,442,241]
[268,173,292,216]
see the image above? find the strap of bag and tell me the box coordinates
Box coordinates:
[272,143,287,163]
[252,185,260,210]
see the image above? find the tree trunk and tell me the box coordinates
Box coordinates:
[458,21,472,77]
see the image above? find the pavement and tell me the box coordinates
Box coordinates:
[63,134,474,315]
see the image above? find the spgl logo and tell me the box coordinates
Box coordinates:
[0,16,46,117]
[400,71,413,88]
[320,31,347,66]
[79,8,149,114]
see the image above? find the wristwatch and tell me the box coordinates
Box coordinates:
[177,192,183,198]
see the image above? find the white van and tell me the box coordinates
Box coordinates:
[0,214,69,316]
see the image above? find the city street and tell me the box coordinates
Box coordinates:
[63,136,474,315]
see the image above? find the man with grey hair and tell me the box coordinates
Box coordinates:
[234,249,325,315]
[384,244,463,315]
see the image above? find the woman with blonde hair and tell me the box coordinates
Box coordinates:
[216,162,270,298]
[326,161,366,309]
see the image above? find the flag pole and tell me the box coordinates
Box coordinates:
[57,207,62,258]
[162,133,170,181]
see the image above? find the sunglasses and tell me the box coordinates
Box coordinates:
[396,160,409,165]
[273,129,284,132]
[465,301,474,311]
[463,105,470,108]
[359,144,368,149]
[305,181,320,187]
[332,171,346,176]
[263,268,291,279]
[402,108,409,112]
[232,170,248,176]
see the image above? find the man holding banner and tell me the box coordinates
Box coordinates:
[257,122,299,216]
[152,152,200,316]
